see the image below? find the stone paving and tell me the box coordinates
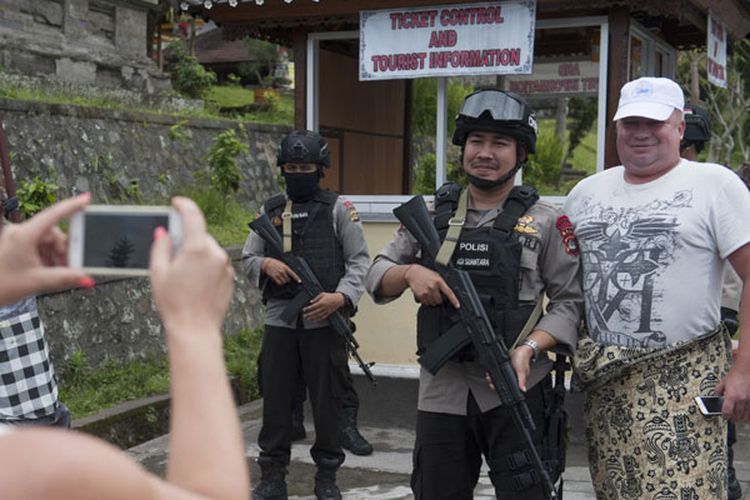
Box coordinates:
[130,392,750,499]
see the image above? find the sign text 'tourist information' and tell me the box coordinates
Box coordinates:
[359,0,536,81]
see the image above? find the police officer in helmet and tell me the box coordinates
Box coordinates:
[243,130,370,500]
[680,103,711,160]
[366,89,583,499]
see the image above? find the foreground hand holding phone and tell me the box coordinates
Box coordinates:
[0,193,93,307]
[0,196,250,500]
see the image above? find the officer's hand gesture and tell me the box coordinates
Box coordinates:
[303,292,345,322]
[510,346,534,392]
[404,264,460,308]
[261,257,301,285]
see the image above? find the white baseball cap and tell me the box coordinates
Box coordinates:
[613,77,685,121]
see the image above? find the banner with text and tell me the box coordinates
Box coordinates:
[504,60,599,96]
[359,0,536,81]
[707,11,727,88]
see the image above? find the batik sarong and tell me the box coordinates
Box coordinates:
[573,327,731,499]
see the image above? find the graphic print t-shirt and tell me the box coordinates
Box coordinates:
[564,160,750,347]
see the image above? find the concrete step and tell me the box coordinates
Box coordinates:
[128,370,750,499]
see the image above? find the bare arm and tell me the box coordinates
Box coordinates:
[150,197,249,499]
[718,242,750,421]
[0,429,207,500]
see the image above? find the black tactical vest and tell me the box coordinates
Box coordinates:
[416,183,538,357]
[262,190,345,301]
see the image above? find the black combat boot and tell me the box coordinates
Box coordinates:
[314,457,342,500]
[291,399,306,442]
[341,406,373,456]
[252,457,288,500]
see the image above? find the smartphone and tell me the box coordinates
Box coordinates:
[69,205,182,276]
[695,396,724,416]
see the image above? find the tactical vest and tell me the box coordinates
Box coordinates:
[262,190,345,301]
[416,183,539,357]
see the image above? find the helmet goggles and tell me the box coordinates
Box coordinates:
[458,89,528,123]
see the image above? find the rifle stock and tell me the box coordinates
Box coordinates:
[248,213,376,385]
[393,195,557,499]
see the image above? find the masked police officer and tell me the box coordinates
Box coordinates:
[365,88,583,499]
[243,130,370,500]
[680,103,743,500]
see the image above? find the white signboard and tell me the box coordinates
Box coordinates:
[359,1,536,81]
[707,11,727,88]
[504,60,599,96]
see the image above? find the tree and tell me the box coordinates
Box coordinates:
[107,236,135,268]
[239,38,279,85]
[678,40,750,166]
[207,126,249,218]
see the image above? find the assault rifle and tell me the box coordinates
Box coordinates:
[248,213,376,386]
[393,195,557,499]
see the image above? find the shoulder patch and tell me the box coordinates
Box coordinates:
[514,214,538,234]
[555,215,579,256]
[343,199,360,222]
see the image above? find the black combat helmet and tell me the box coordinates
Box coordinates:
[277,130,331,167]
[683,104,711,144]
[452,88,538,153]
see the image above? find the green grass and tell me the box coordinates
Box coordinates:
[569,124,598,176]
[0,84,125,110]
[58,352,170,418]
[58,328,264,419]
[224,328,263,401]
[174,184,256,246]
[0,80,293,126]
[205,85,254,109]
[240,91,294,126]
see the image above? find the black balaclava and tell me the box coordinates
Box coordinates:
[284,171,321,202]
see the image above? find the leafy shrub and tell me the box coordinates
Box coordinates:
[168,40,217,99]
[524,125,565,192]
[206,126,249,218]
[16,176,58,218]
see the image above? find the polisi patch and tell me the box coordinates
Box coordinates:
[454,239,492,269]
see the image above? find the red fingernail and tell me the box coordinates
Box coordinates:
[78,277,96,289]
[154,226,167,240]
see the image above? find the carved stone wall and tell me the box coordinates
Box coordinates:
[0,98,285,206]
[39,247,264,368]
[0,96,291,368]
[0,0,169,94]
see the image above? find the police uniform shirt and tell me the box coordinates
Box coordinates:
[243,194,369,330]
[365,193,583,416]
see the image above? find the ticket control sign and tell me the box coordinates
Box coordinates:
[359,1,536,81]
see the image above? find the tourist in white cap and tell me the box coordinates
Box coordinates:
[563,76,750,497]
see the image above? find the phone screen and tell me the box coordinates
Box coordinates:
[696,396,724,415]
[81,213,169,270]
